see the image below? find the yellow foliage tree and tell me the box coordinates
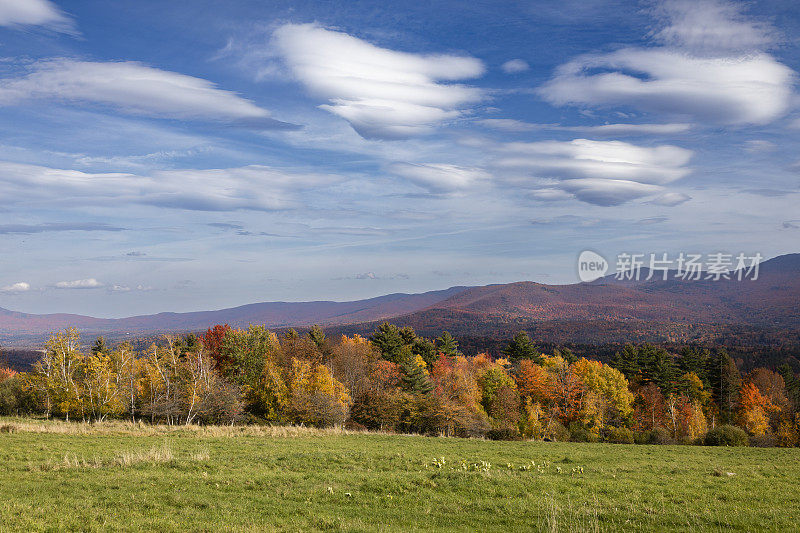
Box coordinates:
[287,358,351,427]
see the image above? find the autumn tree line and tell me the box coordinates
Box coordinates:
[1,324,799,446]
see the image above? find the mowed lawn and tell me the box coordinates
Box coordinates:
[1,418,799,532]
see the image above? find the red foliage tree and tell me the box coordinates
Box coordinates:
[203,324,232,372]
[516,359,554,405]
[634,383,666,431]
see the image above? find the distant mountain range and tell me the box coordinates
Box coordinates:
[1,253,799,348]
[357,253,800,344]
[0,286,469,345]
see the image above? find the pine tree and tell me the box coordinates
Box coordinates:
[308,325,326,348]
[411,337,438,367]
[636,344,678,392]
[399,326,417,345]
[436,331,460,357]
[91,336,108,356]
[400,357,433,395]
[501,332,542,363]
[778,363,799,411]
[707,349,741,424]
[678,347,711,386]
[370,323,405,364]
[611,344,640,382]
[555,347,577,364]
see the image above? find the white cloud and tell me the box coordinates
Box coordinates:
[478,119,692,135]
[388,162,490,192]
[501,59,529,74]
[529,188,573,202]
[0,59,278,125]
[110,284,131,292]
[0,0,74,33]
[272,23,485,139]
[559,178,662,206]
[539,49,794,125]
[652,192,692,206]
[576,123,692,135]
[477,119,542,132]
[0,161,342,212]
[109,284,152,292]
[55,278,103,289]
[538,1,795,125]
[0,281,30,293]
[494,139,693,206]
[649,0,778,54]
[743,140,777,153]
[496,139,692,184]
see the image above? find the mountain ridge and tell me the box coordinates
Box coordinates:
[1,253,798,347]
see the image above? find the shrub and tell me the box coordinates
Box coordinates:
[344,420,366,431]
[544,421,570,442]
[749,434,777,448]
[607,427,634,444]
[649,427,673,445]
[704,425,749,447]
[350,390,403,431]
[0,375,38,416]
[486,427,521,441]
[633,430,651,444]
[569,422,599,443]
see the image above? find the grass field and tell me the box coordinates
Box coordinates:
[1,418,798,531]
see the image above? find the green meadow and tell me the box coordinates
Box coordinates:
[1,418,798,532]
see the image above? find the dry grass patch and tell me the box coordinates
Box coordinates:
[29,441,210,471]
[0,417,370,438]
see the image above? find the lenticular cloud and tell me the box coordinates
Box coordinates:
[272,23,485,139]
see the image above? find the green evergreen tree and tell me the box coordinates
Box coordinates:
[370,323,406,364]
[501,332,542,363]
[308,325,326,348]
[399,326,417,345]
[91,336,108,356]
[185,333,200,351]
[778,363,799,411]
[436,331,461,358]
[411,337,438,367]
[611,344,640,382]
[400,353,433,395]
[555,346,577,364]
[707,349,741,423]
[678,346,711,386]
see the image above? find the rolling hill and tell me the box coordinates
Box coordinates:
[1,253,798,349]
[335,253,800,345]
[0,286,469,345]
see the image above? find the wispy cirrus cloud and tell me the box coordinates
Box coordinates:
[651,192,692,206]
[0,161,343,212]
[0,59,294,128]
[478,119,692,135]
[387,162,490,192]
[537,0,796,125]
[0,222,124,234]
[271,23,485,139]
[0,0,75,33]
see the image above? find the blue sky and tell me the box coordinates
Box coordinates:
[0,0,798,317]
